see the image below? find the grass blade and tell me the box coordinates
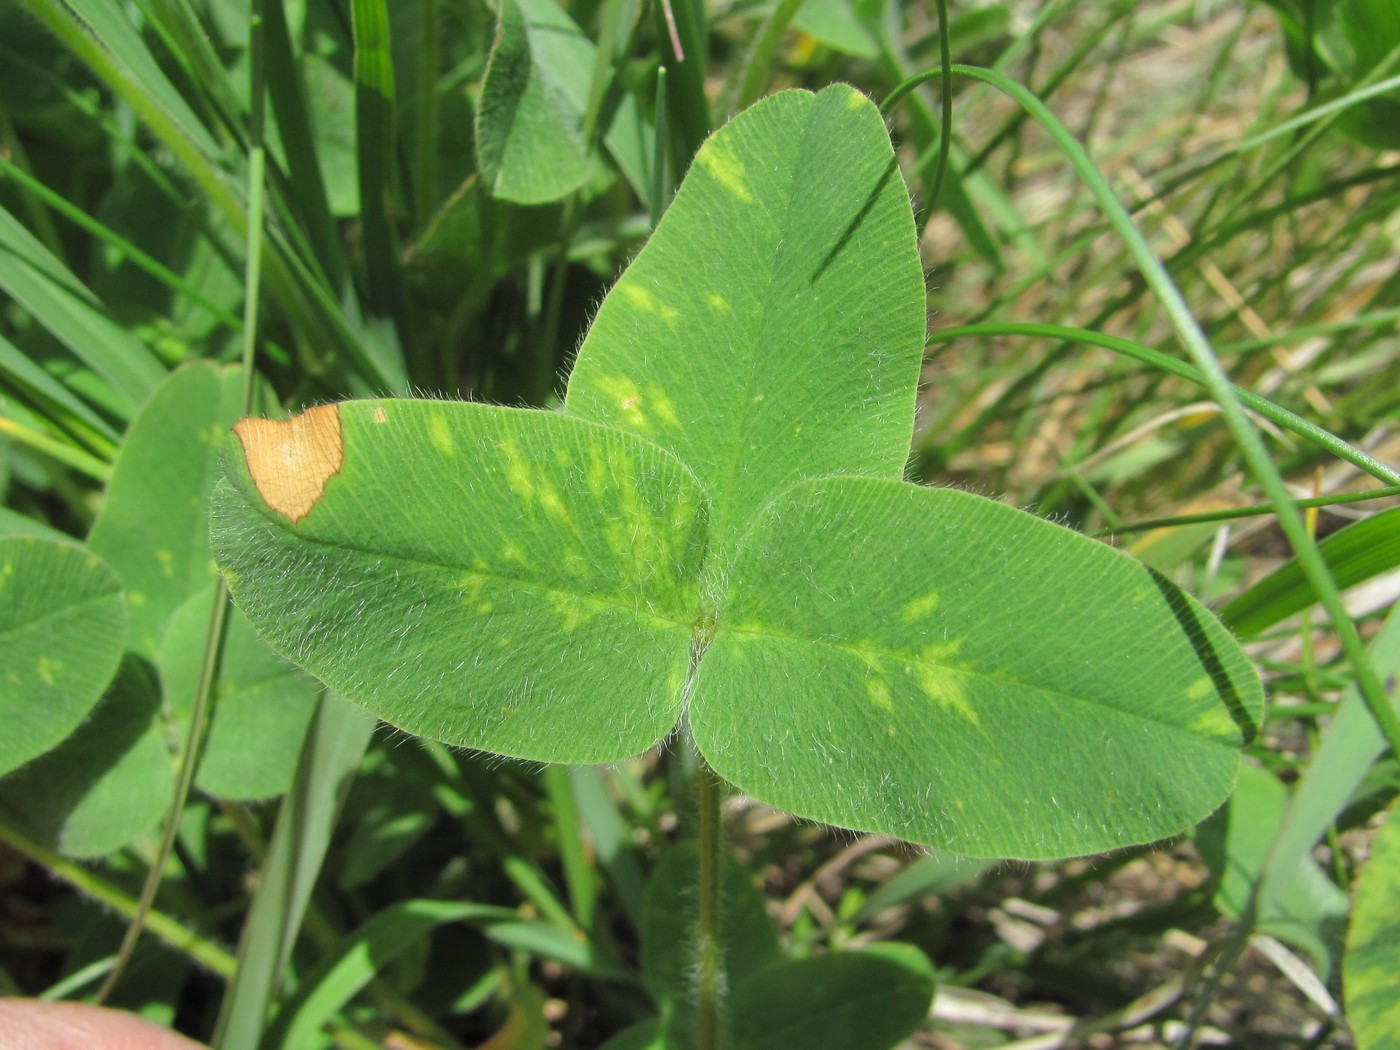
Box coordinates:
[213,693,376,1050]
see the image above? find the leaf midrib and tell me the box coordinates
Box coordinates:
[713,619,1237,742]
[278,528,700,633]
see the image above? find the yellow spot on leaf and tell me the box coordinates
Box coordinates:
[429,415,455,458]
[866,677,894,713]
[457,572,485,602]
[497,438,535,498]
[592,375,651,432]
[37,656,60,684]
[373,407,388,423]
[916,663,979,726]
[648,386,681,428]
[707,292,730,311]
[619,283,678,321]
[537,484,573,527]
[698,144,753,202]
[902,591,940,622]
[1185,675,1215,702]
[233,404,344,525]
[1186,705,1236,740]
[620,283,656,311]
[155,549,175,579]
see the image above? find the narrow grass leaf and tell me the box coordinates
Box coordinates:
[1222,506,1400,639]
[0,331,120,451]
[598,1020,664,1050]
[927,322,1400,489]
[483,920,631,979]
[0,537,126,776]
[1196,763,1349,974]
[351,0,405,327]
[0,203,166,417]
[570,766,648,924]
[653,0,711,166]
[50,0,221,157]
[260,0,351,291]
[855,852,991,921]
[214,693,375,1050]
[263,899,518,1050]
[1258,603,1400,914]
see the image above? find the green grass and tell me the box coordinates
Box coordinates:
[1,0,1397,1047]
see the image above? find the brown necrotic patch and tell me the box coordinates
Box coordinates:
[233,403,344,524]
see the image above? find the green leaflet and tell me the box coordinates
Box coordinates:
[213,86,1263,858]
[474,0,657,206]
[476,0,590,203]
[565,85,925,566]
[159,590,320,800]
[0,656,171,858]
[0,536,126,777]
[729,944,935,1050]
[87,361,248,659]
[696,477,1261,859]
[211,401,707,764]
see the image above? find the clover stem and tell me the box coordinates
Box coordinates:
[696,755,725,1050]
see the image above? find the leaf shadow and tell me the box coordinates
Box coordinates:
[809,153,902,285]
[1148,567,1261,743]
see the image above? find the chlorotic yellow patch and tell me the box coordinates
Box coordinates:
[428,415,455,458]
[592,375,651,432]
[1186,705,1237,740]
[698,144,753,202]
[619,283,679,322]
[646,385,681,429]
[902,591,940,622]
[233,404,344,525]
[497,438,535,498]
[866,676,894,713]
[916,662,979,727]
[37,656,60,685]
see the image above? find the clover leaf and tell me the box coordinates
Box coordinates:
[211,85,1262,859]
